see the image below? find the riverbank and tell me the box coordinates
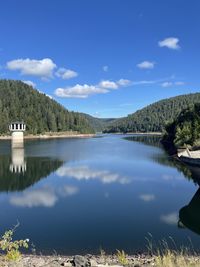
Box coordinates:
[0,253,151,267]
[0,132,96,140]
[0,253,200,267]
[124,132,162,136]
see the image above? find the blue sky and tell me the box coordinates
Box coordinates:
[0,0,200,118]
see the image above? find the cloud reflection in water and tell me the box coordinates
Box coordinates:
[160,212,178,225]
[139,194,155,202]
[56,165,130,184]
[10,185,79,208]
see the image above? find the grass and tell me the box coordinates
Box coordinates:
[0,223,29,261]
[0,227,199,267]
[154,250,200,267]
[145,233,200,267]
[116,249,129,265]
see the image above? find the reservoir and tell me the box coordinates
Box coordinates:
[0,134,199,255]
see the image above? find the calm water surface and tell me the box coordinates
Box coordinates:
[0,134,200,254]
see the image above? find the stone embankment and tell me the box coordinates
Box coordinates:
[0,254,155,267]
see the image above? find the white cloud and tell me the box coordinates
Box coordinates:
[10,187,57,208]
[99,80,118,89]
[160,212,178,225]
[137,61,155,69]
[161,82,173,87]
[7,58,56,78]
[158,37,180,50]
[99,79,131,89]
[55,68,78,80]
[57,165,130,184]
[103,66,108,72]
[117,79,131,86]
[161,81,185,88]
[54,76,173,98]
[55,78,132,98]
[55,84,108,98]
[139,194,155,202]
[22,80,36,88]
[132,80,155,85]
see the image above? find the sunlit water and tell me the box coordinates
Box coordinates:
[0,134,200,255]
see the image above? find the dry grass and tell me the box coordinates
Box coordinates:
[145,233,200,267]
[154,250,200,267]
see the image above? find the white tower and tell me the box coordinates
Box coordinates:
[9,121,26,148]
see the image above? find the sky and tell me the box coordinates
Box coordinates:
[0,0,200,118]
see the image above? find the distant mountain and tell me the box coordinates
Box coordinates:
[82,113,116,132]
[103,93,200,133]
[0,79,94,134]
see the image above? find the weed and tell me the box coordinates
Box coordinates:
[0,223,29,261]
[116,249,129,265]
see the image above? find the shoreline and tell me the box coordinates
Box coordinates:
[104,132,162,135]
[0,253,160,267]
[0,133,96,140]
[123,132,162,136]
[0,132,162,141]
[0,253,199,267]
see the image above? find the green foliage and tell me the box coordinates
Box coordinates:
[0,79,94,134]
[0,224,29,261]
[163,104,200,149]
[116,249,129,265]
[82,113,115,132]
[104,93,200,133]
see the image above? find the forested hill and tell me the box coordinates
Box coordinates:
[82,113,115,132]
[162,103,200,149]
[104,93,200,133]
[0,80,94,134]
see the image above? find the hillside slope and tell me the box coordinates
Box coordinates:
[104,93,200,133]
[162,103,200,150]
[0,80,94,134]
[82,113,116,132]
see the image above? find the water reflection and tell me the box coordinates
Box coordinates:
[161,212,179,225]
[139,194,155,202]
[10,148,26,173]
[126,135,200,237]
[57,164,130,184]
[0,153,63,192]
[125,135,200,185]
[124,135,162,148]
[10,185,79,208]
[179,188,200,235]
[1,135,200,253]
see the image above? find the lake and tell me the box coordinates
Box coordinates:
[0,134,200,255]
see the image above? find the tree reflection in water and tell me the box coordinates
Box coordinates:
[0,148,63,192]
[125,134,200,235]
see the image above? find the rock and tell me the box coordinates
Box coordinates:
[90,259,98,266]
[42,259,62,267]
[63,261,73,267]
[72,255,91,267]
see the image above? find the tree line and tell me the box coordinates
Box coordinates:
[0,80,94,134]
[103,93,200,133]
[162,103,200,149]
